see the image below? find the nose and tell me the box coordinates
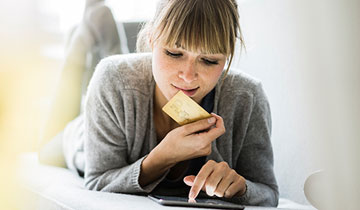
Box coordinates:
[178,61,198,83]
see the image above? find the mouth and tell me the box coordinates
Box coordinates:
[172,84,199,97]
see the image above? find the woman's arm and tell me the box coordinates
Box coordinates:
[84,59,156,193]
[232,82,279,206]
[84,58,175,193]
[183,82,279,207]
[139,114,225,187]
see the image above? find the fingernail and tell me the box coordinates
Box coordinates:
[189,191,195,199]
[208,117,215,124]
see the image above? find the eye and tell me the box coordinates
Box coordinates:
[165,50,182,58]
[202,58,219,65]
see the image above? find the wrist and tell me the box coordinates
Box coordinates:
[149,143,178,168]
[144,146,176,171]
[139,151,172,187]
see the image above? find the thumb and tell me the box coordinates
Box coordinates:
[183,175,196,186]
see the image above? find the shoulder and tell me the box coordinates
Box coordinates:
[89,53,153,94]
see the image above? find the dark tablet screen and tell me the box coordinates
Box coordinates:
[148,195,245,209]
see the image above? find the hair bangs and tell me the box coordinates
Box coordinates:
[153,0,233,56]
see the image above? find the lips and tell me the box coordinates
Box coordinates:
[172,84,199,97]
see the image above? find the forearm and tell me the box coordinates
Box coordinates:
[85,155,172,193]
[139,147,175,187]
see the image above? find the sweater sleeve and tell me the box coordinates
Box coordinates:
[83,59,169,193]
[228,82,279,207]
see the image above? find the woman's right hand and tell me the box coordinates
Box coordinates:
[153,113,226,166]
[139,113,225,187]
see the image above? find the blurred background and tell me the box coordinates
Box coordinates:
[0,0,359,209]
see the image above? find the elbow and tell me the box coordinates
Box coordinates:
[84,174,102,191]
[270,189,279,207]
[258,189,279,207]
[84,180,97,191]
[257,183,279,207]
[84,172,117,192]
[266,186,279,207]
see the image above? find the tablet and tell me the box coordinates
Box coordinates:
[148,195,245,209]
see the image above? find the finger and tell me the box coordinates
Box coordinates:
[184,176,207,191]
[189,160,217,199]
[180,117,216,135]
[214,170,237,197]
[200,113,225,140]
[183,175,196,186]
[204,162,229,196]
[224,176,246,198]
[211,113,225,131]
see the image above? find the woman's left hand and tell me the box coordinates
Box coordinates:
[183,160,247,200]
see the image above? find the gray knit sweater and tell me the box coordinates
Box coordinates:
[82,53,278,206]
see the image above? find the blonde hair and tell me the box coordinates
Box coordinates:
[136,0,245,75]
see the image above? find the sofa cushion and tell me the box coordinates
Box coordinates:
[17,153,315,210]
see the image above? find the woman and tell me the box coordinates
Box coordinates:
[62,0,278,206]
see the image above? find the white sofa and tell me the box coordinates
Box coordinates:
[17,153,315,210]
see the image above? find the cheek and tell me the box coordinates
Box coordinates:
[205,66,224,83]
[152,53,167,81]
[214,67,224,78]
[152,54,177,99]
[152,57,179,84]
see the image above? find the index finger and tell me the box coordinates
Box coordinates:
[189,160,216,199]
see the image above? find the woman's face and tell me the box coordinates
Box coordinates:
[152,42,226,104]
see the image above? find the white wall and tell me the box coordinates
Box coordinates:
[233,0,360,207]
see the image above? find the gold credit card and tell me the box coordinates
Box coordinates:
[162,91,212,125]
